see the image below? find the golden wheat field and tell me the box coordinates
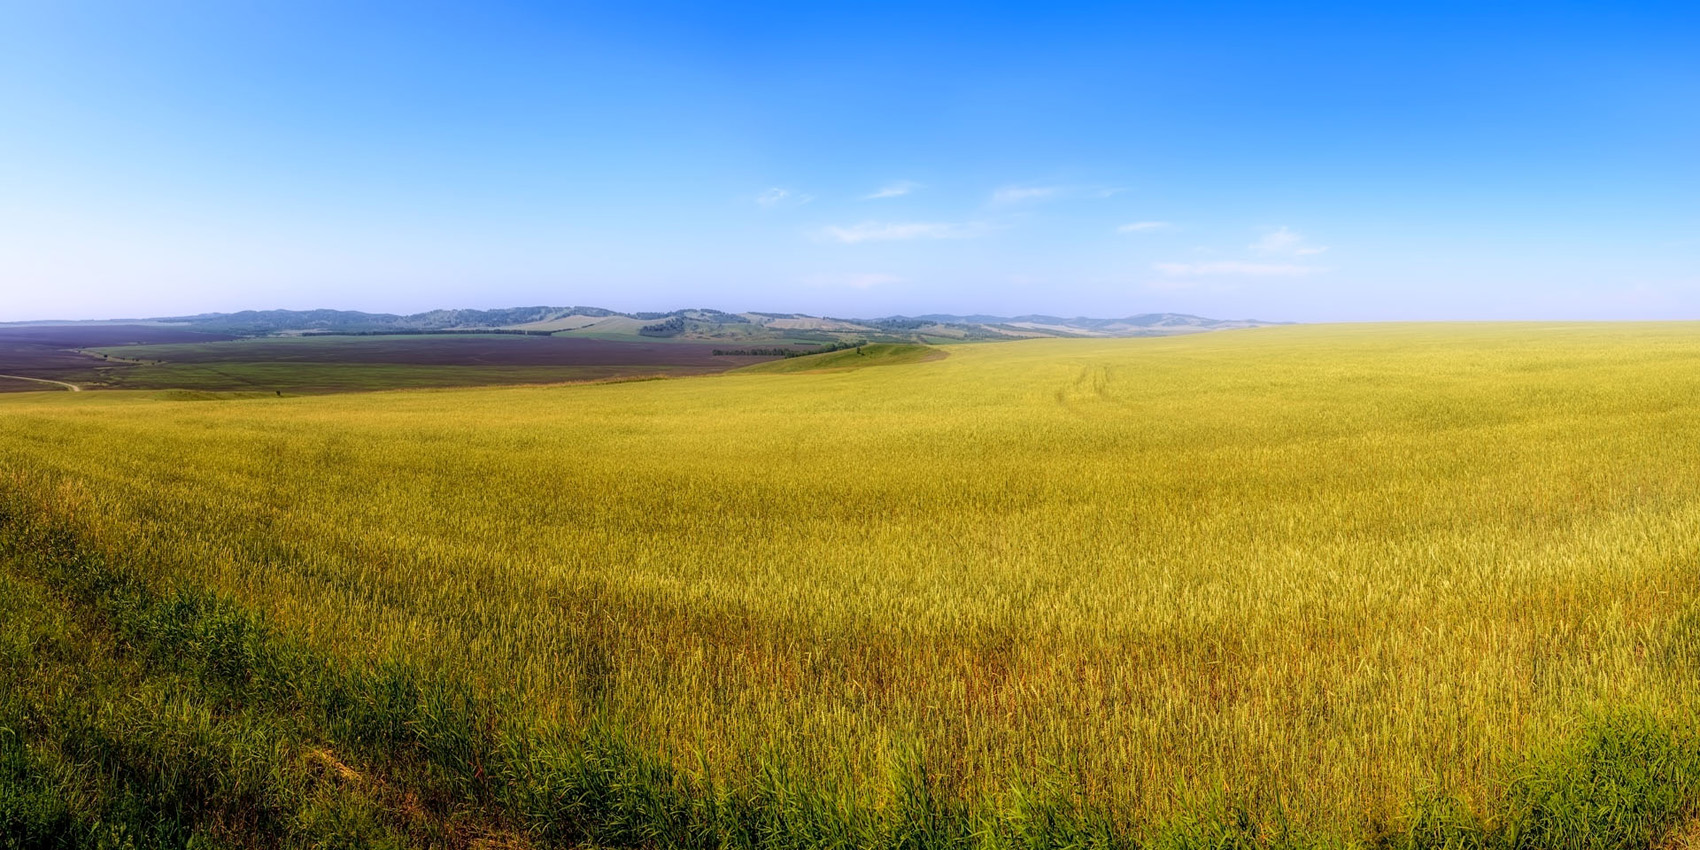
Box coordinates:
[7,322,1700,846]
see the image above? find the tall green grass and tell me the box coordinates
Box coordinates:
[5,323,1700,846]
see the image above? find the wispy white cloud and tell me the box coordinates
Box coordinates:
[819,221,983,244]
[862,181,920,200]
[992,184,1122,205]
[1251,226,1327,256]
[756,187,812,207]
[991,185,1063,205]
[1153,261,1322,278]
[1118,221,1171,233]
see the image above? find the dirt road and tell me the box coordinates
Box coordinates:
[0,375,82,392]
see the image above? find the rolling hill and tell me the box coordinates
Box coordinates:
[44,306,1286,342]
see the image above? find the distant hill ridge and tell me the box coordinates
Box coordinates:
[128,307,1282,340]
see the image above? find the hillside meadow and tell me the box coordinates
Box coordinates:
[5,323,1700,847]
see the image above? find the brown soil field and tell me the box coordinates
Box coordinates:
[0,344,102,379]
[0,326,240,391]
[114,335,782,367]
[0,329,790,392]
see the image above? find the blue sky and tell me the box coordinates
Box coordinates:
[2,2,1696,322]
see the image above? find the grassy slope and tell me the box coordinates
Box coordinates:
[6,323,1700,846]
[737,343,942,372]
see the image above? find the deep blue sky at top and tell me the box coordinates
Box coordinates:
[1,1,1695,321]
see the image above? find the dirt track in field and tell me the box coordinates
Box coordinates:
[0,375,81,391]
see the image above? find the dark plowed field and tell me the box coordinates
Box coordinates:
[105,335,776,367]
[1,329,790,393]
[0,343,102,378]
[0,326,235,390]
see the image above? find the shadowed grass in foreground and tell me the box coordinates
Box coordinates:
[5,505,1700,849]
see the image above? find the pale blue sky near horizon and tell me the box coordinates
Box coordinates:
[1,1,1696,323]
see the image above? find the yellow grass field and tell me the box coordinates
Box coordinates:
[5,323,1700,847]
